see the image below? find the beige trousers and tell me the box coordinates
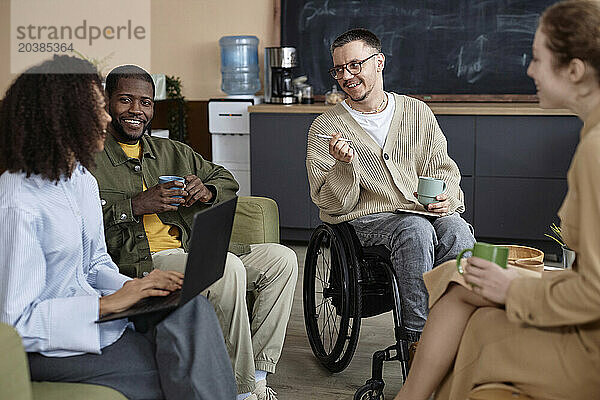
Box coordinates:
[152,243,298,394]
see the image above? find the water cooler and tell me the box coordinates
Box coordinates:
[210,36,262,196]
[208,97,261,196]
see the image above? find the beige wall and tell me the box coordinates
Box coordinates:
[0,0,280,100]
[0,0,11,96]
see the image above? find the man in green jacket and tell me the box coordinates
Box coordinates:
[92,65,297,400]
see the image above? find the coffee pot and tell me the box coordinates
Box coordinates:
[264,47,297,104]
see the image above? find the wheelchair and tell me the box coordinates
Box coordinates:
[303,222,421,400]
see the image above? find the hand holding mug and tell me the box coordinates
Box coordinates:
[456,242,518,304]
[416,177,447,212]
[132,176,187,216]
[413,191,450,214]
[461,256,520,304]
[183,174,214,206]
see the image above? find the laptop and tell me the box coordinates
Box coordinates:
[96,196,238,323]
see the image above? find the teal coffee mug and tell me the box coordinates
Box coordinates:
[158,175,186,206]
[456,242,509,274]
[417,194,438,207]
[417,177,446,206]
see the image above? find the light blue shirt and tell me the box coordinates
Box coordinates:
[0,166,131,357]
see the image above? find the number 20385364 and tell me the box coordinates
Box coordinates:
[18,42,73,53]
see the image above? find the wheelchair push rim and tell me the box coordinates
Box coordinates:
[303,224,361,373]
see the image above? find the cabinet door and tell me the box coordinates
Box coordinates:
[461,176,474,225]
[250,113,318,229]
[474,177,566,240]
[476,116,581,178]
[436,115,475,176]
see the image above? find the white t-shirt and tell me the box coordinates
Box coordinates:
[341,92,395,148]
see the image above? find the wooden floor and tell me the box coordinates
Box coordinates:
[268,244,404,399]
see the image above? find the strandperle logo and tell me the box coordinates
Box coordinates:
[11,0,151,74]
[15,20,147,46]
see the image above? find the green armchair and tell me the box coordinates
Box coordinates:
[231,196,280,245]
[0,322,127,400]
[0,196,280,400]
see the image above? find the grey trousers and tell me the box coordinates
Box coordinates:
[28,295,236,400]
[349,212,475,331]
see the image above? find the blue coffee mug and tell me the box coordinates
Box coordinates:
[158,175,185,206]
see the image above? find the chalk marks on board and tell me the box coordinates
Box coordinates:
[299,0,336,30]
[283,0,556,94]
[429,14,464,31]
[496,14,539,34]
[452,35,487,84]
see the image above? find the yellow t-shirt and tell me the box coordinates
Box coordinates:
[118,142,181,252]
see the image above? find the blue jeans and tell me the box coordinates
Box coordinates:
[349,212,474,331]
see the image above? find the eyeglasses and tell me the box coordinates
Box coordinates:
[328,53,380,80]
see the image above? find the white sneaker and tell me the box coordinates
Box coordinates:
[252,379,278,400]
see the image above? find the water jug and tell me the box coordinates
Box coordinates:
[219,35,261,95]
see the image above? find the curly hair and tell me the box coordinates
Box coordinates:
[541,0,600,80]
[0,55,105,182]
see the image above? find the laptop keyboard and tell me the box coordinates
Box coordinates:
[128,289,182,314]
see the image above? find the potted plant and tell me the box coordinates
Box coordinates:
[72,50,114,80]
[165,75,187,142]
[545,223,576,269]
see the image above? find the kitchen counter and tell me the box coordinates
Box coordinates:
[248,102,575,116]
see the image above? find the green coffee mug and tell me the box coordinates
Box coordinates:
[456,242,509,274]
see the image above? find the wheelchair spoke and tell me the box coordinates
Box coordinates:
[323,300,340,353]
[321,299,333,351]
[323,303,332,348]
[326,300,339,352]
[315,275,327,286]
[315,296,327,309]
[316,250,324,283]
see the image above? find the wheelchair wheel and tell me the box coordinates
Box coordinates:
[354,383,385,400]
[303,224,362,373]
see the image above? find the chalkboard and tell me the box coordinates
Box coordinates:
[281,0,556,97]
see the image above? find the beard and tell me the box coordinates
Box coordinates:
[345,79,375,103]
[111,118,150,142]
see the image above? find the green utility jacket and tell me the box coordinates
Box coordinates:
[92,133,241,278]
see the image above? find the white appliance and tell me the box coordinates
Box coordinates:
[208,96,261,196]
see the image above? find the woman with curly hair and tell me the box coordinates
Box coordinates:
[395,1,600,399]
[0,55,235,399]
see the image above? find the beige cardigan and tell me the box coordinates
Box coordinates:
[306,93,465,224]
[422,105,600,400]
[506,104,600,352]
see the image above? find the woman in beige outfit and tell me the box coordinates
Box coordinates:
[394,1,600,399]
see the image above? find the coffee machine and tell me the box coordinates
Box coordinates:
[264,47,297,104]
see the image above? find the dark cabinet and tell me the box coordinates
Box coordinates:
[437,116,475,176]
[250,113,316,237]
[474,177,568,239]
[476,116,579,178]
[250,111,581,244]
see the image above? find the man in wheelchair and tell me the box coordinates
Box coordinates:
[306,28,475,337]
